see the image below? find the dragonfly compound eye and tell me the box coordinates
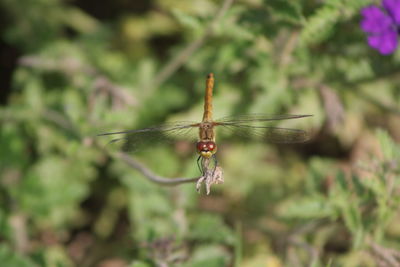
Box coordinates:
[196,141,217,158]
[206,141,217,152]
[196,141,207,152]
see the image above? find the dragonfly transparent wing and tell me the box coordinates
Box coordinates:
[214,114,311,143]
[98,121,199,152]
[216,114,312,124]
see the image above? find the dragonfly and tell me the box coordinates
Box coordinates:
[98,73,311,172]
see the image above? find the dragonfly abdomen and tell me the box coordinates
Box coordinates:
[202,73,214,122]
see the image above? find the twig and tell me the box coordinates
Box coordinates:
[195,159,224,195]
[285,222,322,266]
[9,213,29,254]
[287,246,302,267]
[149,0,235,91]
[370,241,400,267]
[278,31,300,69]
[288,237,320,266]
[318,84,345,132]
[115,152,199,185]
[114,152,224,194]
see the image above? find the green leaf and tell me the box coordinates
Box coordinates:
[189,214,235,244]
[0,245,36,267]
[267,0,303,24]
[172,9,201,30]
[16,156,93,227]
[300,5,340,45]
[0,124,28,169]
[181,245,230,267]
[130,261,152,267]
[279,197,335,219]
[376,129,400,161]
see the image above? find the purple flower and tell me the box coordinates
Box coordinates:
[360,0,400,54]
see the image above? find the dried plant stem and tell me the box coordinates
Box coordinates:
[370,241,400,267]
[9,213,29,254]
[115,152,199,185]
[114,152,223,194]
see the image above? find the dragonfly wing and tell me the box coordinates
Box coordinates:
[214,114,311,143]
[216,114,312,124]
[216,124,310,144]
[98,121,199,152]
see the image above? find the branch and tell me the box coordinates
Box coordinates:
[10,213,29,254]
[114,152,224,194]
[287,237,319,266]
[114,152,200,185]
[370,241,400,267]
[149,0,235,90]
[278,30,300,69]
[318,84,345,132]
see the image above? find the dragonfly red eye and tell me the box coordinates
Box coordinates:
[207,142,216,151]
[196,141,207,152]
[196,141,217,153]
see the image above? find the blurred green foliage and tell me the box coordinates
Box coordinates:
[1,0,400,266]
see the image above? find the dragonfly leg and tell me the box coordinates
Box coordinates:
[197,155,203,174]
[212,154,218,176]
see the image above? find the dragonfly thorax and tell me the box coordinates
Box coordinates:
[196,141,217,158]
[199,122,215,141]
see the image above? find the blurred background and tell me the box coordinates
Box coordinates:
[1,0,400,266]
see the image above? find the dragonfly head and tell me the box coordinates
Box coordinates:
[196,141,217,158]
